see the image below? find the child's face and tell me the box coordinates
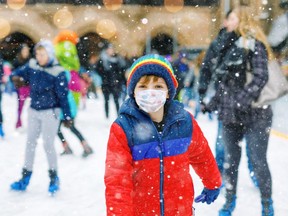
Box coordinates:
[36,48,49,66]
[134,76,169,98]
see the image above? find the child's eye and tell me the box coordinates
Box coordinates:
[137,84,146,88]
[155,85,164,89]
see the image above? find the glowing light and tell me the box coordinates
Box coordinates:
[103,0,123,11]
[53,7,73,29]
[96,19,117,39]
[0,18,11,39]
[141,18,148,25]
[164,0,184,13]
[7,0,26,10]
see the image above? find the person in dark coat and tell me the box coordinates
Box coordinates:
[198,10,259,189]
[204,6,274,216]
[96,44,126,119]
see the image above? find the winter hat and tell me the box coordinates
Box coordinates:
[34,40,55,64]
[127,54,178,101]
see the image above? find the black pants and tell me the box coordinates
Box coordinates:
[102,86,120,118]
[222,107,273,199]
[57,121,85,143]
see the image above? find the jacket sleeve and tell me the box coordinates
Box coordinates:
[198,28,226,100]
[105,122,134,216]
[198,44,215,99]
[236,41,269,107]
[10,62,30,82]
[188,116,222,189]
[55,71,72,120]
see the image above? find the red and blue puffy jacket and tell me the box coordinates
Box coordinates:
[105,99,221,216]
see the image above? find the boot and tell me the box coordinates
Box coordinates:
[219,195,236,216]
[16,120,22,129]
[0,124,5,137]
[10,168,32,191]
[48,169,60,194]
[60,141,73,155]
[81,141,93,158]
[261,198,274,216]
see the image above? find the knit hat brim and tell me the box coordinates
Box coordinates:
[127,54,178,101]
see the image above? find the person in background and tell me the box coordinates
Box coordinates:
[0,54,4,137]
[10,40,72,194]
[198,10,233,177]
[203,6,274,216]
[198,9,259,189]
[172,51,190,99]
[267,1,288,77]
[54,30,93,157]
[267,1,288,57]
[104,54,222,216]
[12,43,31,129]
[96,44,127,119]
[84,53,102,99]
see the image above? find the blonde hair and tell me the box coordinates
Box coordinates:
[233,6,274,60]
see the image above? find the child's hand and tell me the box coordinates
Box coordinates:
[63,119,73,128]
[194,188,220,204]
[11,76,26,88]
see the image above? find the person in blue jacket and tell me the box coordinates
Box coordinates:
[10,40,72,195]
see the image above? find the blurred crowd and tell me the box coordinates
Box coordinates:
[0,4,288,216]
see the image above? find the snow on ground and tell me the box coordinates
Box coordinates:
[0,93,287,216]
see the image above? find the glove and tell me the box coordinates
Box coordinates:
[194,188,220,204]
[200,101,212,114]
[63,119,73,128]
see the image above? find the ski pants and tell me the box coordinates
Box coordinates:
[24,108,60,171]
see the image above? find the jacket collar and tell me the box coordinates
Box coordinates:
[119,98,186,124]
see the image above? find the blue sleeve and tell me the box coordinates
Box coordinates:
[10,62,30,83]
[55,71,72,120]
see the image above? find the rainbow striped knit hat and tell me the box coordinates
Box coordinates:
[127,54,178,101]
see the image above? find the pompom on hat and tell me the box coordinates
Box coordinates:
[127,54,178,101]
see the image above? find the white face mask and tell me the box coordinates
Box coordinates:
[135,89,167,113]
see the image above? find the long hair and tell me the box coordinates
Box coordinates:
[233,6,274,60]
[16,43,30,65]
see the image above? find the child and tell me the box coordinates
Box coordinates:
[54,30,93,157]
[57,69,93,158]
[10,40,72,194]
[104,54,222,215]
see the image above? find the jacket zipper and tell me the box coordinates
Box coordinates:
[158,132,165,216]
[156,117,185,216]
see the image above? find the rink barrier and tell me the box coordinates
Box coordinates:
[271,129,288,140]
